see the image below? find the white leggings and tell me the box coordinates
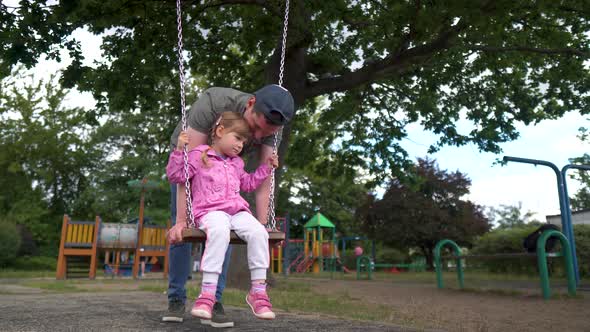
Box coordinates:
[199,211,269,283]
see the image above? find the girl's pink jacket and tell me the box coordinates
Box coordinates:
[166,145,272,223]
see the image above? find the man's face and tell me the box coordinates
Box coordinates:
[245,99,281,139]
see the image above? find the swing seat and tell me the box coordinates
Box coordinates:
[182,228,285,245]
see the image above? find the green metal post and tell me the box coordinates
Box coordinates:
[434,239,464,289]
[356,255,372,280]
[537,230,576,300]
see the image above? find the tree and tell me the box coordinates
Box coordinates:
[276,104,370,236]
[569,125,590,210]
[2,1,589,184]
[487,202,540,229]
[357,158,490,268]
[0,69,101,252]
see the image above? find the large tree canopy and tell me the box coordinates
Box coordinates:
[3,0,589,183]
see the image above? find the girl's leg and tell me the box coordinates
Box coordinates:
[191,211,231,319]
[230,211,275,320]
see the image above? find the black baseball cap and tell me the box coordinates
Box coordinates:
[253,84,294,126]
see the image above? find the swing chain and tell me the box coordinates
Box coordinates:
[175,0,289,231]
[267,0,290,232]
[277,0,290,87]
[176,0,196,229]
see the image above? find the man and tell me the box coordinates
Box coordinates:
[162,84,294,327]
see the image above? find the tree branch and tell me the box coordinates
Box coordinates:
[469,45,588,57]
[305,22,466,98]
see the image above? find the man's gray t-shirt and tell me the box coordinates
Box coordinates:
[170,87,281,151]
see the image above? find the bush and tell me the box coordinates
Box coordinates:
[470,225,543,275]
[0,219,21,267]
[376,247,408,263]
[574,224,590,278]
[470,224,590,278]
[11,256,56,271]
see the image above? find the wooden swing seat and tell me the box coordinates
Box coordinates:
[182,228,285,245]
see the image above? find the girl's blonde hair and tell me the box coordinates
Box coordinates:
[201,111,252,166]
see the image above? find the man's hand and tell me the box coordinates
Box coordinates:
[266,153,279,168]
[167,221,187,244]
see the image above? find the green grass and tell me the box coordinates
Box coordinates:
[21,280,81,292]
[291,269,583,284]
[0,269,55,278]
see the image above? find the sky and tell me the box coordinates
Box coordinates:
[6,11,589,222]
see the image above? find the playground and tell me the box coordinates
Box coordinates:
[1,272,589,332]
[3,2,590,332]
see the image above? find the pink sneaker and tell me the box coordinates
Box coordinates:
[190,293,215,319]
[246,291,275,320]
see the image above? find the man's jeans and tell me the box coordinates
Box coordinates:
[168,184,232,303]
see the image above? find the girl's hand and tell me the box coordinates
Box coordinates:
[177,131,189,151]
[267,154,279,168]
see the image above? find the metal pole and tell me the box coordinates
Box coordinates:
[561,164,590,283]
[283,213,290,277]
[503,156,578,283]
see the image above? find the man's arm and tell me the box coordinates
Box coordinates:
[255,144,276,225]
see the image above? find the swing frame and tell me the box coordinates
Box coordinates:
[174,0,290,245]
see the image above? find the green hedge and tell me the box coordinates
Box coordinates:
[11,256,57,271]
[470,224,590,277]
[574,225,590,277]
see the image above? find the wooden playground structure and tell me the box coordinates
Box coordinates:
[56,178,170,279]
[56,214,170,279]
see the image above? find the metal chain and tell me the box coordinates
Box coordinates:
[176,0,196,229]
[175,0,289,231]
[267,0,290,232]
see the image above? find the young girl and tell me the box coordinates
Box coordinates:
[166,111,278,320]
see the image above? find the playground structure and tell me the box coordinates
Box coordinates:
[434,229,577,299]
[56,214,170,279]
[503,156,590,285]
[281,213,338,274]
[56,178,169,279]
[270,212,422,277]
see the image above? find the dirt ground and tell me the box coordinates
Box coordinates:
[1,277,589,332]
[0,290,426,332]
[305,278,590,332]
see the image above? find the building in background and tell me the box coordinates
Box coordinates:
[546,209,590,226]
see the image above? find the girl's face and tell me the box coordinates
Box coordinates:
[214,126,249,157]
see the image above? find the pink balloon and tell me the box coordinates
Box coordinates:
[354,246,363,257]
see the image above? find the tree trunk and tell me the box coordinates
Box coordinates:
[226,2,310,291]
[422,246,435,271]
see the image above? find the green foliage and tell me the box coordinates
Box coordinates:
[471,224,590,278]
[0,219,21,267]
[487,202,541,229]
[470,225,540,275]
[569,124,590,210]
[277,103,370,237]
[375,246,409,264]
[0,69,171,253]
[357,158,491,268]
[2,1,590,185]
[573,224,590,277]
[11,255,56,271]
